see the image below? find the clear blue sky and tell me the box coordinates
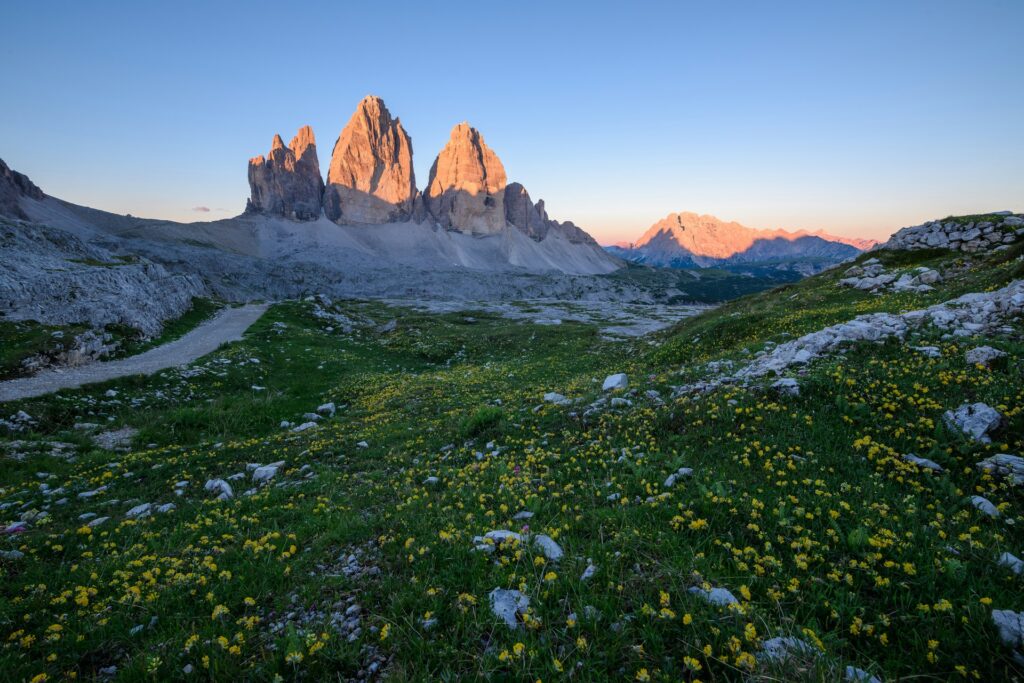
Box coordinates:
[2,0,1021,243]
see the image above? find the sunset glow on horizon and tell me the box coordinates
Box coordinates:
[1,1,1021,245]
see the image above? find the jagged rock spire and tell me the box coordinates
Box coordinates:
[425,122,508,235]
[323,95,416,225]
[246,125,324,221]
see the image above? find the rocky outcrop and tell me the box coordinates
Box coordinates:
[0,158,45,220]
[246,126,324,220]
[883,213,1024,253]
[426,123,508,235]
[839,258,942,293]
[0,218,206,336]
[504,182,549,241]
[324,96,416,225]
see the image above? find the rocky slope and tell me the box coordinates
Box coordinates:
[0,216,206,335]
[610,212,873,275]
[883,212,1024,252]
[323,95,418,225]
[0,157,44,220]
[245,127,324,220]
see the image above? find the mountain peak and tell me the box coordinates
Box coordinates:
[425,122,507,234]
[625,211,867,272]
[324,96,416,225]
[246,126,324,221]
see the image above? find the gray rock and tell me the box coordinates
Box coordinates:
[204,479,233,501]
[902,453,943,472]
[688,585,738,607]
[489,588,529,629]
[532,534,564,561]
[977,454,1024,486]
[772,377,799,396]
[758,636,816,662]
[663,467,694,489]
[602,373,628,391]
[965,346,1007,367]
[992,610,1024,648]
[845,665,881,683]
[970,495,1000,518]
[125,503,152,519]
[944,403,1003,443]
[998,552,1023,575]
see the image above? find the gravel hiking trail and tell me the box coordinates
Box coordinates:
[0,304,269,402]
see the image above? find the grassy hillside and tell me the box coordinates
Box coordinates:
[0,237,1022,681]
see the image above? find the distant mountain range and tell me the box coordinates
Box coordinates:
[607,212,879,276]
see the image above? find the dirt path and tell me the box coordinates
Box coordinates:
[0,304,269,403]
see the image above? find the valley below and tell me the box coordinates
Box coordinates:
[1,208,1023,681]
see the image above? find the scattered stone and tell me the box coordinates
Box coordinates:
[998,552,1023,575]
[317,402,336,417]
[532,535,564,561]
[970,495,1000,518]
[156,503,176,514]
[0,549,25,560]
[688,585,738,607]
[87,516,110,528]
[292,421,317,433]
[663,467,694,488]
[602,373,628,391]
[992,610,1024,648]
[125,503,152,519]
[204,479,233,501]
[512,511,533,521]
[977,454,1024,486]
[772,377,800,396]
[844,665,881,683]
[357,441,369,449]
[902,453,943,472]
[911,345,942,358]
[253,461,285,484]
[423,476,439,485]
[489,588,530,629]
[93,426,138,451]
[758,636,817,662]
[580,563,597,581]
[543,392,569,405]
[966,345,1007,367]
[943,402,1003,443]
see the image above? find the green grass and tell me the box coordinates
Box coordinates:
[0,320,90,380]
[0,229,1022,681]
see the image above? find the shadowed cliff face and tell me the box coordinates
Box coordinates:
[246,127,324,221]
[323,95,417,225]
[0,157,45,220]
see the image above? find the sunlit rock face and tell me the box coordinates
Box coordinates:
[426,123,508,235]
[246,126,324,221]
[324,95,417,225]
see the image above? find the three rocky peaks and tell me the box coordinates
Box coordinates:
[246,96,597,245]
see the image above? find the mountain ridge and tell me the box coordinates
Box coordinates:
[611,211,878,275]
